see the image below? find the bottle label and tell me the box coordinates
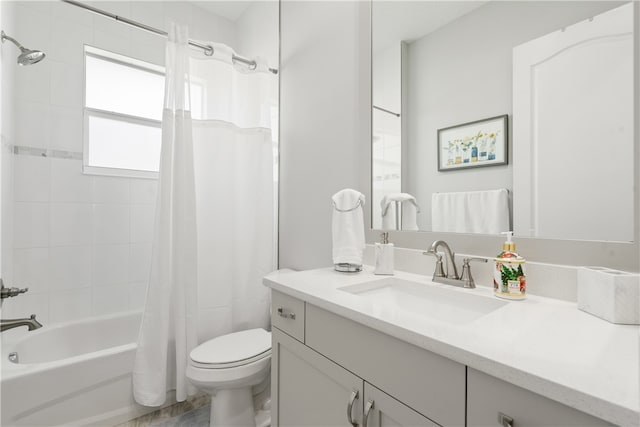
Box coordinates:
[494,257,526,300]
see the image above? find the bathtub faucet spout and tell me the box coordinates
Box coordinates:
[1,314,43,332]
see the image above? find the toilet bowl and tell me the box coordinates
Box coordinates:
[187,328,272,427]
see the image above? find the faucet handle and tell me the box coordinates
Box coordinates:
[423,250,446,278]
[0,281,29,299]
[460,257,488,289]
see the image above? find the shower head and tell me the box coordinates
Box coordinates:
[1,31,46,66]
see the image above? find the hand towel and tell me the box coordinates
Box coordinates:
[380,193,420,231]
[332,189,366,265]
[431,189,509,234]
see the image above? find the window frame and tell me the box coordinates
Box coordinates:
[82,45,165,179]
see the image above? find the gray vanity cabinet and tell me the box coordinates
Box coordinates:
[363,383,439,427]
[466,368,613,427]
[271,327,364,426]
[272,327,438,427]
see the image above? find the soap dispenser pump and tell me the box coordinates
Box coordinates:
[493,231,526,300]
[374,232,394,275]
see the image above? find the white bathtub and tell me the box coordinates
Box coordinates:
[0,311,164,427]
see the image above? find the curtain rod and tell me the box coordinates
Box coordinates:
[373,105,400,117]
[61,0,278,75]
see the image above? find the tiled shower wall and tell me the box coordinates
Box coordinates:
[0,1,239,325]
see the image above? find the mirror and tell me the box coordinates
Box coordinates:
[372,1,635,242]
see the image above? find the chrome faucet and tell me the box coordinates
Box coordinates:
[1,314,43,332]
[423,240,487,288]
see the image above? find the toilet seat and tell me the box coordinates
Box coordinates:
[189,328,271,369]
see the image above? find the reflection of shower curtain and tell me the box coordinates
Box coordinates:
[133,24,276,407]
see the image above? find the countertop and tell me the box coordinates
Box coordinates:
[263,266,639,426]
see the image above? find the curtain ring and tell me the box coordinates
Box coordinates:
[204,45,214,56]
[249,60,257,70]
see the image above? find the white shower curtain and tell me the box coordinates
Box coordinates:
[133,25,276,406]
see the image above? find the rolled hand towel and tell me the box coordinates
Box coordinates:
[332,189,366,266]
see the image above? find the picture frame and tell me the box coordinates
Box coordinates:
[437,114,508,171]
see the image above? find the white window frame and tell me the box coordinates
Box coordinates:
[83,45,164,179]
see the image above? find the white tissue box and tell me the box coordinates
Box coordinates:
[577,267,640,325]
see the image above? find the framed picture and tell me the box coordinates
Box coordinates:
[437,114,508,171]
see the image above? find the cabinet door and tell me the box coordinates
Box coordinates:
[272,327,364,427]
[467,368,613,426]
[362,383,439,427]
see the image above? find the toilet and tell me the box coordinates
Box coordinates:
[186,328,272,427]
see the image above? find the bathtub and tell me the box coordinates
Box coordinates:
[1,311,165,427]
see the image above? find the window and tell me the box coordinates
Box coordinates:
[83,46,164,178]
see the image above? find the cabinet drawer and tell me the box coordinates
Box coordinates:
[306,304,465,427]
[271,291,305,342]
[467,368,612,426]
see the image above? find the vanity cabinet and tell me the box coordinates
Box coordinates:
[272,327,437,427]
[270,290,614,427]
[272,328,363,426]
[467,368,613,427]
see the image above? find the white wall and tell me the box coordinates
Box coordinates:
[279,1,370,270]
[0,1,250,330]
[406,1,623,230]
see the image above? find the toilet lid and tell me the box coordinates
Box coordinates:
[190,328,271,368]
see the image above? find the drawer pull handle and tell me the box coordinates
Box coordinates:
[363,400,374,427]
[498,412,514,427]
[346,390,359,427]
[277,307,296,320]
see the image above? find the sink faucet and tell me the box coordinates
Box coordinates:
[1,314,43,333]
[423,240,487,288]
[425,240,459,279]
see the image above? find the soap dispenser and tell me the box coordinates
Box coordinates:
[493,231,526,300]
[374,232,394,275]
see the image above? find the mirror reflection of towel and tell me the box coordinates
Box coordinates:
[380,193,420,231]
[431,189,509,234]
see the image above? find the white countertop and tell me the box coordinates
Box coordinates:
[264,266,640,426]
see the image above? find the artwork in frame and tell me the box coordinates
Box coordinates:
[437,114,508,171]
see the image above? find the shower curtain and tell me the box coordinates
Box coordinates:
[133,25,276,407]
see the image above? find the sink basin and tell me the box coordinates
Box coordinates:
[339,277,507,325]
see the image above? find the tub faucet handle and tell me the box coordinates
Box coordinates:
[1,280,29,299]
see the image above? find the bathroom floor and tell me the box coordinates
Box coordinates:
[116,395,270,427]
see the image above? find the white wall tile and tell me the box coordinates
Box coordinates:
[130,178,158,204]
[50,60,84,108]
[14,155,50,202]
[50,18,93,66]
[13,4,51,56]
[49,287,92,323]
[13,247,49,293]
[131,1,165,30]
[92,204,129,245]
[93,30,132,57]
[49,106,83,152]
[92,244,129,286]
[49,245,92,290]
[52,1,93,27]
[130,204,156,243]
[50,203,93,246]
[92,283,130,316]
[92,176,130,204]
[15,100,50,149]
[13,202,49,248]
[15,59,51,105]
[50,159,91,203]
[129,242,152,283]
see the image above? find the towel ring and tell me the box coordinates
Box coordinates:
[332,199,363,213]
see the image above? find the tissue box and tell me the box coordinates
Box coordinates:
[577,267,640,325]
